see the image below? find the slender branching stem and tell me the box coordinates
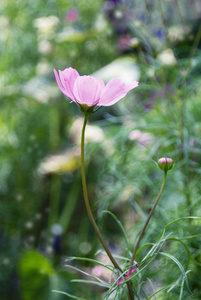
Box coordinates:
[128,171,167,275]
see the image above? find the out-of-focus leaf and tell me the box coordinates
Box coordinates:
[18,250,55,300]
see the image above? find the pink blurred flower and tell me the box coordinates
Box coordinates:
[118,35,130,50]
[65,8,79,23]
[54,67,138,109]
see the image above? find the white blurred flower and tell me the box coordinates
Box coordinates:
[129,37,140,48]
[79,242,92,254]
[168,25,191,43]
[0,16,10,43]
[92,57,140,85]
[35,89,50,103]
[25,222,33,229]
[38,40,53,55]
[157,48,177,66]
[94,14,108,32]
[33,15,59,39]
[120,186,135,203]
[51,224,63,236]
[70,118,105,145]
[16,194,23,202]
[23,76,56,103]
[2,258,10,265]
[27,236,35,243]
[38,148,80,175]
[0,16,9,28]
[55,27,85,43]
[35,213,42,220]
[36,61,51,75]
[114,10,123,19]
[46,246,53,255]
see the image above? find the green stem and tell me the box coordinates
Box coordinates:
[81,115,135,299]
[128,171,167,275]
[189,21,201,65]
[81,114,123,273]
[127,282,135,300]
[81,114,135,299]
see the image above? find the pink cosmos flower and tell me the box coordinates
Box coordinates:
[65,8,79,23]
[54,67,138,109]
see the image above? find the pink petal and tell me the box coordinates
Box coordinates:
[54,69,70,98]
[59,67,80,100]
[73,76,105,106]
[99,78,139,107]
[125,81,139,92]
[54,68,79,101]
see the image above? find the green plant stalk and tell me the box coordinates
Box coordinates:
[189,21,201,66]
[81,115,122,272]
[128,171,167,275]
[81,114,135,300]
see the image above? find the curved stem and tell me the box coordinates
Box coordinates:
[81,114,123,273]
[128,171,167,275]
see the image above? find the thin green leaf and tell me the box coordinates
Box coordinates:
[71,279,110,288]
[102,210,130,255]
[65,256,114,272]
[141,286,149,300]
[159,252,185,277]
[140,232,173,265]
[162,217,201,234]
[147,278,156,300]
[180,234,201,240]
[104,269,131,299]
[167,270,191,293]
[159,252,191,292]
[148,284,174,299]
[179,276,185,300]
[66,264,110,287]
[140,243,158,263]
[95,249,129,262]
[52,290,87,300]
[135,243,155,258]
[165,237,191,269]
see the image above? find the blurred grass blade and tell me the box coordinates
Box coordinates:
[102,210,130,255]
[159,251,191,293]
[148,284,174,299]
[166,237,191,269]
[66,265,110,287]
[159,252,185,276]
[52,290,87,300]
[71,279,110,288]
[65,256,114,271]
[147,277,156,300]
[141,286,149,299]
[162,217,201,234]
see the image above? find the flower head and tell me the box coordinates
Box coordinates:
[54,67,138,113]
[65,8,79,23]
[158,157,174,172]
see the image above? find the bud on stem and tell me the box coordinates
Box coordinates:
[158,157,174,172]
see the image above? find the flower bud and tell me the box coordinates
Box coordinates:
[158,157,174,172]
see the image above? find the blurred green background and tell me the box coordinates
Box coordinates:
[1,0,201,299]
